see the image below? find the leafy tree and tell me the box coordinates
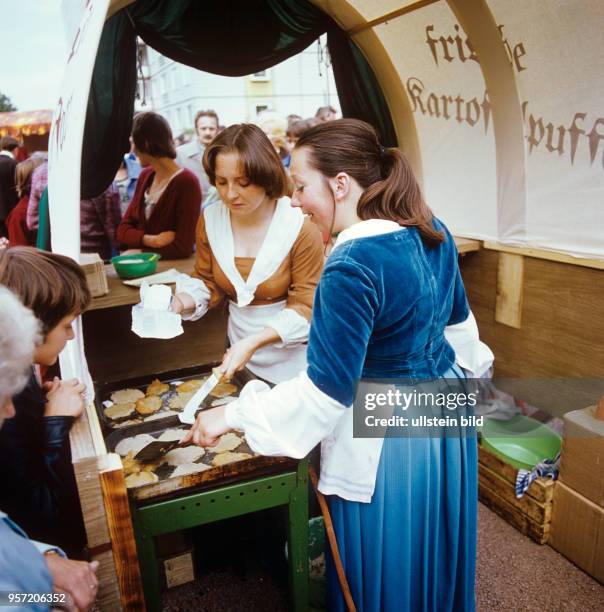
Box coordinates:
[0,93,17,112]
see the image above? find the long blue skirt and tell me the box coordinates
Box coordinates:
[327,370,478,612]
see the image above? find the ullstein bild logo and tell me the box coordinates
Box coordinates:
[352,379,483,438]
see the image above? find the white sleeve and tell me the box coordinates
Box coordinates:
[224,371,347,458]
[268,308,310,347]
[175,273,211,321]
[445,310,494,377]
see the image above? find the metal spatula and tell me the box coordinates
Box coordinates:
[178,369,223,425]
[134,439,182,462]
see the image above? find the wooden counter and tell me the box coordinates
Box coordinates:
[455,237,481,254]
[90,240,478,312]
[89,254,196,311]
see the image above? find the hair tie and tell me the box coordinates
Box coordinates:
[379,145,389,160]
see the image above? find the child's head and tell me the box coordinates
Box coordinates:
[0,247,91,366]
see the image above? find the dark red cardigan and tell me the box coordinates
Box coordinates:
[116,166,201,259]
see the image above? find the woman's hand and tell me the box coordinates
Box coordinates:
[219,337,259,380]
[169,292,196,314]
[218,328,281,380]
[0,237,9,250]
[44,377,86,418]
[181,406,229,447]
[142,231,175,249]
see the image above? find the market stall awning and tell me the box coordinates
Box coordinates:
[0,109,53,137]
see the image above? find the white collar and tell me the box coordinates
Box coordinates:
[0,150,14,159]
[331,219,403,254]
[204,197,304,306]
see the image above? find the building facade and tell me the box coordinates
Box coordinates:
[136,36,340,134]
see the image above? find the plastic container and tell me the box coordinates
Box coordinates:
[111,252,160,279]
[481,414,562,470]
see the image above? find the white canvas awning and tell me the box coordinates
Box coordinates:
[316,0,604,260]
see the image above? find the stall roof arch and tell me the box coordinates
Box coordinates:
[90,0,603,261]
[83,0,397,200]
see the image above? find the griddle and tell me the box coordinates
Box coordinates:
[94,364,252,433]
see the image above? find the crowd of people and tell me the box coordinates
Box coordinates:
[0,105,337,258]
[0,102,493,611]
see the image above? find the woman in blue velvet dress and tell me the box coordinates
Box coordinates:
[184,119,487,611]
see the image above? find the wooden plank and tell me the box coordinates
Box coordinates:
[478,465,552,524]
[347,0,441,35]
[459,250,604,385]
[89,255,196,311]
[70,407,121,610]
[454,237,481,254]
[99,454,146,611]
[495,252,524,328]
[73,457,111,548]
[71,403,106,462]
[484,241,604,271]
[93,550,121,611]
[478,445,555,503]
[479,482,550,545]
[72,456,122,610]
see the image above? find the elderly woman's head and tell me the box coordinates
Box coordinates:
[0,287,40,426]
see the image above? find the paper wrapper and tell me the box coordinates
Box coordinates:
[131,282,183,339]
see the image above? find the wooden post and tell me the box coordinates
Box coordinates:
[71,402,145,610]
[495,252,524,328]
[99,454,146,610]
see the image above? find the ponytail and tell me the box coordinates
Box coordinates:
[296,119,444,247]
[358,147,444,246]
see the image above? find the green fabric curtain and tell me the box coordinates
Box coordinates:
[81,0,397,198]
[36,187,50,251]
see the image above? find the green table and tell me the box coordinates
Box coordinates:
[130,458,309,611]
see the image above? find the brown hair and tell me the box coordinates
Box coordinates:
[0,247,91,334]
[131,112,176,159]
[15,158,44,198]
[194,109,219,129]
[203,124,288,199]
[287,118,319,140]
[295,119,444,246]
[0,137,18,152]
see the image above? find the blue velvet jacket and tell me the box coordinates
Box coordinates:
[307,218,469,406]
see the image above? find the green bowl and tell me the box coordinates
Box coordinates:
[481,415,561,470]
[111,253,161,279]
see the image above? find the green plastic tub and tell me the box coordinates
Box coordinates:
[111,252,160,279]
[481,415,561,470]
